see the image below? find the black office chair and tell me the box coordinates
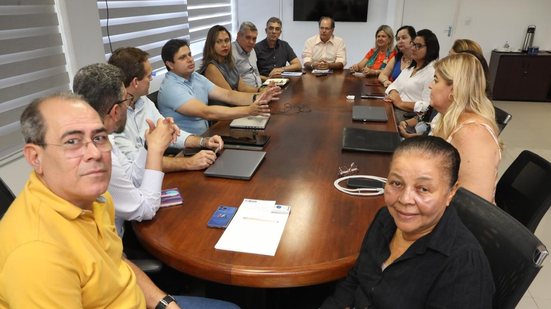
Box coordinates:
[494,105,512,135]
[495,150,551,233]
[452,187,548,309]
[147,90,159,109]
[0,177,15,219]
[0,176,162,273]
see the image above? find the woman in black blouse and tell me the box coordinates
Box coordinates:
[322,136,494,309]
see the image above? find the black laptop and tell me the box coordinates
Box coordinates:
[204,149,266,180]
[352,105,388,122]
[342,127,401,153]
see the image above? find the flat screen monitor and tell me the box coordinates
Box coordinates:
[293,0,369,22]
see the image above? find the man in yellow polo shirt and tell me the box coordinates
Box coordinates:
[0,93,238,308]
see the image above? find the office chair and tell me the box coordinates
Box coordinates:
[494,105,512,135]
[452,187,548,309]
[0,176,162,273]
[495,150,551,233]
[0,177,15,219]
[147,90,159,109]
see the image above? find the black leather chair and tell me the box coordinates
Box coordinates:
[494,105,512,135]
[147,90,159,109]
[452,187,548,309]
[0,176,162,273]
[0,177,15,219]
[495,150,551,233]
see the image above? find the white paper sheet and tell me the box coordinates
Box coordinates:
[214,199,290,256]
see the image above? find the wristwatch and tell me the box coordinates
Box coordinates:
[155,294,176,309]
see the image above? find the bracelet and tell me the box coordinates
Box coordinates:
[155,295,176,309]
[199,137,205,148]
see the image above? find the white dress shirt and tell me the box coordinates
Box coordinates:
[385,61,435,107]
[112,95,192,161]
[109,141,164,236]
[302,35,347,66]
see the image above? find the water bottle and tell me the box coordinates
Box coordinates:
[521,25,536,52]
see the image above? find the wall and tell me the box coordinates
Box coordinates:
[236,0,394,66]
[236,0,551,65]
[453,0,551,61]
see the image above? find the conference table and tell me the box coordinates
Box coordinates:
[134,70,398,288]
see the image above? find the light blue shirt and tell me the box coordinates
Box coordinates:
[158,71,215,135]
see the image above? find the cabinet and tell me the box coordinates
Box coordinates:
[489,51,551,102]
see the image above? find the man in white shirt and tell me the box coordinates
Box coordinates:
[302,16,347,70]
[232,21,263,88]
[73,63,177,236]
[108,47,223,171]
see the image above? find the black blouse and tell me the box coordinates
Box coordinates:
[321,205,495,309]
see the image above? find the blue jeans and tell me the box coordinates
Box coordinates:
[173,295,240,309]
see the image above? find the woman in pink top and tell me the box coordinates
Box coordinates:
[349,25,396,77]
[430,53,501,203]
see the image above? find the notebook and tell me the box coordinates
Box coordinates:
[230,116,270,129]
[352,106,388,122]
[204,149,266,180]
[342,127,401,153]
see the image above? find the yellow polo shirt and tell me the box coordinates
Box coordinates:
[0,172,146,308]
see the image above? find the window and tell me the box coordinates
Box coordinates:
[97,0,190,76]
[0,1,70,161]
[187,0,232,61]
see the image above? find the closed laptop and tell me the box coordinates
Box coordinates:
[342,127,401,153]
[352,105,388,122]
[204,149,266,180]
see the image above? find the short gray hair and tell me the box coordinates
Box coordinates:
[73,63,124,118]
[20,92,84,145]
[238,21,257,34]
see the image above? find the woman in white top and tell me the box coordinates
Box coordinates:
[385,29,440,112]
[430,53,501,203]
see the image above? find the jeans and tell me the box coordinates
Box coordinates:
[173,295,240,309]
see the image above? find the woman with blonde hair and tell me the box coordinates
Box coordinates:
[449,39,483,55]
[430,53,501,202]
[349,25,396,76]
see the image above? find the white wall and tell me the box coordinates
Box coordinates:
[453,0,551,61]
[236,0,551,65]
[236,0,394,66]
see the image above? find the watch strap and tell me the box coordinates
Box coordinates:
[155,294,176,309]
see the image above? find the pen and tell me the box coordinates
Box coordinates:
[242,217,279,223]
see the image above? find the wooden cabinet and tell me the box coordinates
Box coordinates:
[489,51,551,102]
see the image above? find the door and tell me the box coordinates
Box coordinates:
[401,0,460,58]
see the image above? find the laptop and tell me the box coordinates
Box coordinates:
[221,133,270,150]
[204,149,266,180]
[230,115,270,130]
[352,105,388,122]
[342,127,401,153]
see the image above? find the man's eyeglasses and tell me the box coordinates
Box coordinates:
[38,134,112,158]
[411,43,427,49]
[108,93,134,113]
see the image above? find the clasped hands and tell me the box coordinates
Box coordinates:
[144,117,180,153]
[311,60,330,70]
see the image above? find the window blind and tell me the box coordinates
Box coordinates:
[187,0,232,62]
[97,0,190,75]
[0,0,70,162]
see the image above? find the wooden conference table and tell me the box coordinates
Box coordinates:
[134,71,398,288]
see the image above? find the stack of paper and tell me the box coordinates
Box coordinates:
[215,199,290,256]
[281,71,303,77]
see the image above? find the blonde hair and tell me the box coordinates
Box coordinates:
[375,25,395,53]
[451,39,483,55]
[432,53,497,139]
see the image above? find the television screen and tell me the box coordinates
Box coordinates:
[293,0,369,22]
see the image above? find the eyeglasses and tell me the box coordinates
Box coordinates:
[38,134,112,158]
[338,162,359,177]
[108,93,134,113]
[272,103,312,115]
[411,43,427,49]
